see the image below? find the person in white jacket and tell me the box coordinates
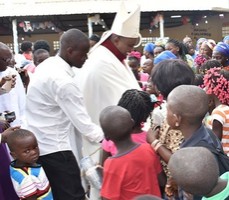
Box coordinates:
[78,2,142,199]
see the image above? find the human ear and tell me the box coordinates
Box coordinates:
[173,114,181,127]
[10,151,17,160]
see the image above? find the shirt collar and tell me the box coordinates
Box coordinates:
[56,55,75,78]
[101,38,126,62]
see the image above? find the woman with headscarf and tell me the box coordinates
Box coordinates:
[212,42,229,70]
[196,38,207,54]
[194,39,216,73]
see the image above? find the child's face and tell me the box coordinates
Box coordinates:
[11,135,39,166]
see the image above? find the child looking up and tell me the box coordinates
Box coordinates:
[101,89,154,163]
[203,67,229,156]
[100,106,165,200]
[168,147,229,200]
[7,129,53,200]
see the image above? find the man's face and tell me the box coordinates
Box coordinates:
[0,49,12,72]
[68,40,90,68]
[115,36,138,56]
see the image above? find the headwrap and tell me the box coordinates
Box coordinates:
[223,35,229,43]
[197,38,207,45]
[154,50,177,64]
[128,51,141,61]
[206,39,216,50]
[203,67,229,105]
[144,43,155,53]
[213,42,229,58]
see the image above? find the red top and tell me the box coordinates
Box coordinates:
[101,143,162,200]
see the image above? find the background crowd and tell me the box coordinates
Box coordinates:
[0,2,229,200]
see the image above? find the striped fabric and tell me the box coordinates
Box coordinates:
[10,162,53,200]
[211,105,229,156]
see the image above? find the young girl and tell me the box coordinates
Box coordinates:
[203,67,229,156]
[101,89,154,164]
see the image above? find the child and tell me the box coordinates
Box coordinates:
[203,67,229,156]
[101,89,154,163]
[7,129,53,200]
[100,106,165,199]
[168,147,229,200]
[166,85,226,199]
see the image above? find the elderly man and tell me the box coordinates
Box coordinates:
[78,3,141,199]
[26,29,104,200]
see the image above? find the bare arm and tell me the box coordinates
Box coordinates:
[101,150,112,166]
[212,119,223,141]
[147,128,173,163]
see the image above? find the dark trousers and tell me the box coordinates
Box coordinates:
[38,151,85,200]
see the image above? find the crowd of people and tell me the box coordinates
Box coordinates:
[0,2,229,200]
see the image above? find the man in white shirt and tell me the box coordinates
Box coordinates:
[26,29,104,200]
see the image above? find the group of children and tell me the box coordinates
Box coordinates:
[3,35,229,200]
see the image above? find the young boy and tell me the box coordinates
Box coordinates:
[166,85,227,199]
[7,129,53,200]
[99,105,165,200]
[168,147,229,200]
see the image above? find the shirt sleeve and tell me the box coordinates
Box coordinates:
[211,108,226,125]
[55,82,104,143]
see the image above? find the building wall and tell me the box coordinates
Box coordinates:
[0,13,228,55]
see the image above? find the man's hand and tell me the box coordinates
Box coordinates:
[0,119,10,131]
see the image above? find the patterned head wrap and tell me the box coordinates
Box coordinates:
[203,67,229,105]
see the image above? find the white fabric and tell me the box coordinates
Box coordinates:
[0,67,26,127]
[26,55,104,156]
[151,101,167,127]
[78,45,140,199]
[111,2,140,38]
[79,45,140,125]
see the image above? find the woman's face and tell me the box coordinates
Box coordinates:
[165,42,179,56]
[212,51,228,67]
[200,43,212,58]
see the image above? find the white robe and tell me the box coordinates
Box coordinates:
[78,45,140,199]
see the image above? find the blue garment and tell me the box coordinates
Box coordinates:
[10,161,53,200]
[144,43,155,53]
[154,50,177,64]
[214,42,229,66]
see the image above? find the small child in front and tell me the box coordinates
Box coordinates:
[99,105,165,200]
[7,129,53,200]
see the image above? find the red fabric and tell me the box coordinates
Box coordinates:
[101,143,162,200]
[101,38,126,62]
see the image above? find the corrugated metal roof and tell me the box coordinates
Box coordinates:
[0,0,229,17]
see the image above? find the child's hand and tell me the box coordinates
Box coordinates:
[147,126,160,144]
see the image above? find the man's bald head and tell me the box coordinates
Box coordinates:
[59,29,90,68]
[0,42,12,72]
